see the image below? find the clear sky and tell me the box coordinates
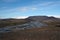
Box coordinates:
[0,0,60,18]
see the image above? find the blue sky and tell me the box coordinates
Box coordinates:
[0,0,60,18]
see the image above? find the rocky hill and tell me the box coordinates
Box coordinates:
[27,16,60,22]
[0,16,60,33]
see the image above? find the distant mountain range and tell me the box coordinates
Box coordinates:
[0,16,60,24]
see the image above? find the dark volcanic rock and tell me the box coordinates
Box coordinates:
[0,21,48,33]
